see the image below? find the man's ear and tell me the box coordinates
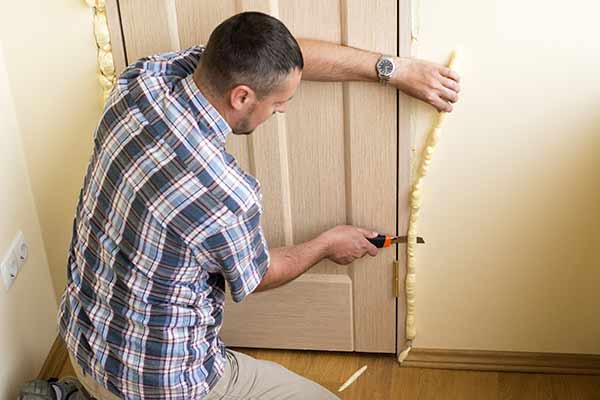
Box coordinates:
[229,85,257,111]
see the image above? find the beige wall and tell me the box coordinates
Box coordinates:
[412,0,600,353]
[0,41,59,400]
[1,0,598,371]
[0,1,101,300]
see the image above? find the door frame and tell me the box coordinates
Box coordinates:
[396,0,414,359]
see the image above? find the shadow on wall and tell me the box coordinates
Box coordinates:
[0,0,102,301]
[0,40,60,400]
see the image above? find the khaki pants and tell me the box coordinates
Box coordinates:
[69,353,119,400]
[70,349,339,399]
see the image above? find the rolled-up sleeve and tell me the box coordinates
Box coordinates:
[200,204,270,302]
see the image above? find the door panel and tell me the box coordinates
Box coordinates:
[223,273,353,350]
[114,0,398,352]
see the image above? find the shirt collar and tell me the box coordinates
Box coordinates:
[181,74,232,148]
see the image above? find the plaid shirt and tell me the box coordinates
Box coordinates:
[58,46,270,400]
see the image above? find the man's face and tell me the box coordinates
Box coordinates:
[233,68,302,135]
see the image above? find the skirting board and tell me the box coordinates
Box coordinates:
[38,336,68,379]
[403,348,600,375]
[40,337,600,378]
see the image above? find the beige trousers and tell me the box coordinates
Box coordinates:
[69,353,120,400]
[69,349,339,399]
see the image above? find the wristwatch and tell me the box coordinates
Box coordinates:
[375,55,396,85]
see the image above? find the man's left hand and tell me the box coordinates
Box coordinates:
[391,57,461,113]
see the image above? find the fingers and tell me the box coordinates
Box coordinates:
[355,240,378,258]
[426,71,459,112]
[365,242,379,257]
[356,227,378,238]
[441,67,460,83]
[439,87,458,104]
[355,227,379,257]
[431,95,453,113]
[439,73,460,104]
[441,77,460,93]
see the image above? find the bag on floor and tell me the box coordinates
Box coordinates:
[18,377,91,400]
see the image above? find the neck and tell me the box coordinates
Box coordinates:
[192,67,235,127]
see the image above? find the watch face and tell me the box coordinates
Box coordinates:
[378,59,394,76]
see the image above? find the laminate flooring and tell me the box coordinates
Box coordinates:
[59,348,600,399]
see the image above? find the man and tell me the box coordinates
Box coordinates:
[59,11,460,400]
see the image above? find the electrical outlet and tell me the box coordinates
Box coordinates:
[1,231,28,290]
[14,231,28,268]
[1,245,19,290]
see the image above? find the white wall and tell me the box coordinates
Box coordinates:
[412,0,600,353]
[0,0,101,301]
[0,41,59,400]
[0,1,101,396]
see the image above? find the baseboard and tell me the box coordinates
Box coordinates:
[403,347,600,375]
[39,335,600,378]
[38,336,69,379]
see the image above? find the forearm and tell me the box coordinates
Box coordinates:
[255,235,329,292]
[297,38,461,112]
[297,38,380,82]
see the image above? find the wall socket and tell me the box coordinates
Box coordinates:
[1,231,29,290]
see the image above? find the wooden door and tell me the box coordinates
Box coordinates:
[108,0,398,353]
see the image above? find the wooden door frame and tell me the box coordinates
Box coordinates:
[105,0,127,74]
[396,0,414,358]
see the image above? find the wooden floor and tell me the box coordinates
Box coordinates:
[59,348,600,399]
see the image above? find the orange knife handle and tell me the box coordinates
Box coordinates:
[367,234,391,248]
[383,235,391,247]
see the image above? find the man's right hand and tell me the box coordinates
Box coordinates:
[318,225,379,265]
[256,225,379,292]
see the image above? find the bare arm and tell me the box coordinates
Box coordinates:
[255,237,328,292]
[255,225,379,292]
[298,38,380,82]
[297,38,461,112]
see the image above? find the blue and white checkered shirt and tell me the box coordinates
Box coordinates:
[58,46,270,399]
